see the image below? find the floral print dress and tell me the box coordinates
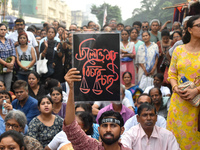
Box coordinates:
[167,45,200,150]
[28,115,63,148]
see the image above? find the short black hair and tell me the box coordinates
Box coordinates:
[137,93,152,104]
[153,73,164,82]
[27,26,35,32]
[117,23,124,27]
[0,130,27,150]
[43,23,48,28]
[98,110,124,127]
[15,18,25,24]
[137,103,156,116]
[161,29,170,37]
[142,21,149,24]
[149,87,162,96]
[132,21,142,28]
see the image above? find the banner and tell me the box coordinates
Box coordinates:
[73,33,120,101]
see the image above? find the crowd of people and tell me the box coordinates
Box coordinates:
[0,14,200,150]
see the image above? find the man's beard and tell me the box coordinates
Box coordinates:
[100,132,121,145]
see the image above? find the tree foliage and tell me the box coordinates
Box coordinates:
[91,3,122,26]
[124,0,186,26]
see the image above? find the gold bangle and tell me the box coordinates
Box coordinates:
[172,84,178,91]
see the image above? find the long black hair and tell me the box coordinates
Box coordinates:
[182,15,200,44]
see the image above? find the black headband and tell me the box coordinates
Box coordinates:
[100,118,121,126]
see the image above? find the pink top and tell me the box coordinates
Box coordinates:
[62,120,131,150]
[96,104,135,124]
[121,124,180,150]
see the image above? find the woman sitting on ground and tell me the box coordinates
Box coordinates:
[28,96,63,148]
[28,71,45,101]
[50,87,66,119]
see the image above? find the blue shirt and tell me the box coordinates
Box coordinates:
[0,38,16,60]
[0,115,5,135]
[12,96,40,124]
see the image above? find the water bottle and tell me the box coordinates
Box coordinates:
[2,100,8,115]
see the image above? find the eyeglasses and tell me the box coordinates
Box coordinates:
[173,36,181,39]
[142,26,148,28]
[5,123,20,130]
[193,23,200,28]
[0,29,6,31]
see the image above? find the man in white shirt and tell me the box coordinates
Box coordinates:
[143,73,171,97]
[6,18,39,58]
[121,103,180,150]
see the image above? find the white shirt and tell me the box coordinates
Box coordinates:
[121,124,180,150]
[6,30,38,47]
[48,131,70,150]
[143,85,171,96]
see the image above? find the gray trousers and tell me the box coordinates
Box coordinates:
[0,72,13,91]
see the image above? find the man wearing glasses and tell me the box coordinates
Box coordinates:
[142,21,149,32]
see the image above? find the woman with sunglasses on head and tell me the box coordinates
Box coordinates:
[0,23,16,91]
[167,15,200,150]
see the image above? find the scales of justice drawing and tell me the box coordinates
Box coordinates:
[73,33,120,102]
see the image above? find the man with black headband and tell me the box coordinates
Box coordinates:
[63,68,131,150]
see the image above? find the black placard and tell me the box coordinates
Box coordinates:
[73,33,120,101]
